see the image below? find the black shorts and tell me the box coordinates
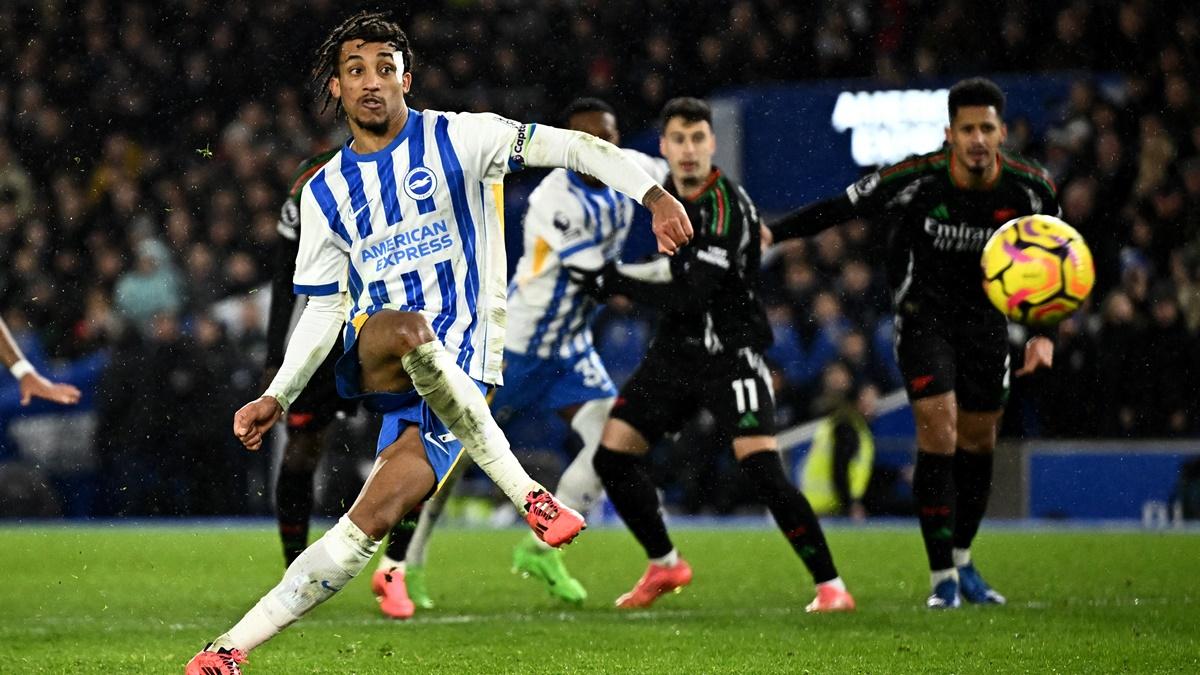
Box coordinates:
[894,314,1010,412]
[611,344,776,446]
[286,348,359,432]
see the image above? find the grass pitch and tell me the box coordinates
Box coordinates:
[0,522,1196,673]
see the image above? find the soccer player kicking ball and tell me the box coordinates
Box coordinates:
[386,98,670,607]
[577,98,856,613]
[186,12,691,674]
[1,317,81,406]
[768,78,1058,609]
[264,148,430,619]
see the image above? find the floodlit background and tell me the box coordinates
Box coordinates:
[1,1,1198,524]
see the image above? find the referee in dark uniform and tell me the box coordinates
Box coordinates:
[769,78,1059,609]
[580,98,856,613]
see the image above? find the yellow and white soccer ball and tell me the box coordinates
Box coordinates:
[981,214,1095,326]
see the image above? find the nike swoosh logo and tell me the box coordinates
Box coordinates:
[321,580,342,592]
[347,202,370,221]
[424,431,452,456]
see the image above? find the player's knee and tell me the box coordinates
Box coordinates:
[958,430,996,453]
[915,412,956,452]
[593,445,639,482]
[388,313,437,357]
[281,431,324,472]
[738,450,791,496]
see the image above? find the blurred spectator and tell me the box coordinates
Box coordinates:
[113,238,183,330]
[3,0,1200,518]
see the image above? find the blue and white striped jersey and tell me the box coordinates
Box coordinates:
[506,150,667,359]
[294,109,534,385]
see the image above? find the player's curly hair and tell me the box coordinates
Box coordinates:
[311,10,415,115]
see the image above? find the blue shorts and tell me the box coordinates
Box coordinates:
[335,327,484,487]
[372,381,487,487]
[491,348,617,425]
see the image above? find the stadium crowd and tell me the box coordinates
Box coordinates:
[1,0,1199,516]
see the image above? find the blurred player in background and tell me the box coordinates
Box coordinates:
[395,97,669,608]
[1,316,81,406]
[580,97,856,613]
[265,149,426,619]
[187,10,691,673]
[769,77,1058,609]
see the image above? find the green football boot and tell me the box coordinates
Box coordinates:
[512,537,587,605]
[406,564,435,610]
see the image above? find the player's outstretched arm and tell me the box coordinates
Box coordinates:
[522,125,693,255]
[1,317,81,406]
[769,192,858,244]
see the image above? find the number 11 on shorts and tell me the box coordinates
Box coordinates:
[731,378,759,413]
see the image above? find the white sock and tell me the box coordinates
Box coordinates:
[930,567,959,589]
[952,548,971,568]
[377,554,404,574]
[406,459,463,567]
[403,342,541,510]
[650,549,679,567]
[212,515,378,653]
[555,397,613,514]
[817,576,846,592]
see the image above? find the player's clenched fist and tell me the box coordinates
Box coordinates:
[644,185,692,255]
[233,396,284,450]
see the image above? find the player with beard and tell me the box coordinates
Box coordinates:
[769,78,1059,608]
[579,97,856,613]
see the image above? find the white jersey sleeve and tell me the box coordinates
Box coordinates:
[293,183,350,296]
[623,148,669,185]
[445,112,532,181]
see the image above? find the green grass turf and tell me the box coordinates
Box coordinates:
[0,523,1196,673]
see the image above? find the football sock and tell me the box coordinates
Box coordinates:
[913,450,957,572]
[275,466,315,566]
[594,445,674,559]
[738,451,838,584]
[406,462,460,567]
[952,449,993,550]
[930,567,958,588]
[556,397,613,515]
[214,515,378,653]
[952,548,971,568]
[380,506,420,569]
[402,341,541,510]
[649,549,679,567]
[818,577,847,592]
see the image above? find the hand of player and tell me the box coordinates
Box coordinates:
[233,396,284,451]
[1015,336,1054,376]
[18,373,81,406]
[644,186,692,255]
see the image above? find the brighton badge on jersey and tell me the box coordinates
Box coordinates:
[293,109,536,386]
